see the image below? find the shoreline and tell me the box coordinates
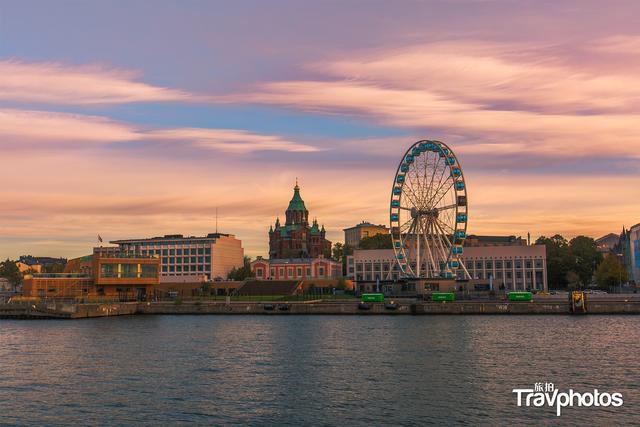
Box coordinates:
[2,298,640,319]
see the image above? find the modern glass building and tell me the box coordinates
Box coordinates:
[109,233,244,282]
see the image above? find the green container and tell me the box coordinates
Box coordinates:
[508,292,533,301]
[361,293,384,302]
[432,292,455,302]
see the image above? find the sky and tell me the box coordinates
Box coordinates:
[1,0,640,259]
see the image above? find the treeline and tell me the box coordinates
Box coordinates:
[535,235,627,290]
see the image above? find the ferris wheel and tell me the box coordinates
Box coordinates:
[389,140,471,280]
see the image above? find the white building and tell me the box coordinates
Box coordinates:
[347,245,547,292]
[109,233,244,282]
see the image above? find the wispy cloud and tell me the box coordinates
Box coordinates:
[0,60,196,105]
[148,128,320,153]
[0,108,319,153]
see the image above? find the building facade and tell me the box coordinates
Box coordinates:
[110,233,244,282]
[343,222,389,248]
[251,256,341,280]
[268,183,331,259]
[347,245,547,292]
[22,252,160,300]
[464,235,527,247]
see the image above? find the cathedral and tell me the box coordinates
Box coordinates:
[268,182,332,259]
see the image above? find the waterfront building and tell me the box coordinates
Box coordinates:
[251,256,341,280]
[110,233,244,282]
[22,252,160,300]
[347,245,547,293]
[268,182,332,259]
[343,221,389,248]
[18,255,67,271]
[596,232,620,254]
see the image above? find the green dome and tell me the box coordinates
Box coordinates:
[287,183,307,212]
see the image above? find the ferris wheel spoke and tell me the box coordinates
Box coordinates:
[437,203,457,212]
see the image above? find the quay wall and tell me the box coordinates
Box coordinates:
[3,299,640,318]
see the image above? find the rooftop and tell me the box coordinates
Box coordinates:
[343,221,388,231]
[111,233,233,244]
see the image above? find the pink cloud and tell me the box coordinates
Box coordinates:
[0,60,197,105]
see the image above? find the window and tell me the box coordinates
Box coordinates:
[270,268,275,276]
[198,248,204,255]
[516,271,522,279]
[162,249,168,256]
[162,266,168,272]
[191,248,197,255]
[198,257,204,263]
[485,261,493,269]
[205,256,211,263]
[476,261,483,269]
[101,263,118,278]
[306,267,311,277]
[169,257,175,264]
[279,267,284,276]
[141,264,156,278]
[535,260,543,269]
[496,261,503,269]
[198,265,204,272]
[121,263,137,278]
[515,260,522,269]
[525,260,532,269]
[169,265,175,272]
[169,249,175,255]
[256,268,263,277]
[297,267,302,277]
[506,261,512,269]
[191,257,196,263]
[205,248,211,255]
[176,265,182,272]
[177,249,182,255]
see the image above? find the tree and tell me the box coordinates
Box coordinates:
[359,233,392,249]
[332,242,354,275]
[0,259,22,291]
[595,254,627,291]
[535,235,575,289]
[569,236,603,286]
[227,256,255,281]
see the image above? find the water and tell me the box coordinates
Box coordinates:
[0,315,638,426]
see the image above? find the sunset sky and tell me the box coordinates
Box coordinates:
[1,0,640,259]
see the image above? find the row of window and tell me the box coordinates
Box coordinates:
[256,266,326,278]
[136,248,211,256]
[123,240,216,247]
[161,256,211,265]
[162,265,208,273]
[100,263,157,278]
[351,258,544,273]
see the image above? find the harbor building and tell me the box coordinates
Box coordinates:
[343,221,389,248]
[251,256,341,280]
[347,244,547,293]
[109,233,244,282]
[22,252,160,300]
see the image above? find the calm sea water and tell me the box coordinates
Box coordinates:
[0,315,638,426]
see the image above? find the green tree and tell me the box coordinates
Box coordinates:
[535,235,575,289]
[0,259,22,291]
[569,236,603,286]
[227,256,255,281]
[595,254,627,291]
[332,242,354,275]
[359,233,392,249]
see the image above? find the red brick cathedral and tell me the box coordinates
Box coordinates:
[269,182,332,259]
